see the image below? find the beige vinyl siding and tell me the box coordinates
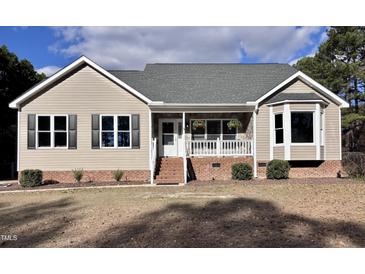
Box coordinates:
[273,146,284,159]
[272,105,283,113]
[19,65,150,171]
[324,104,341,160]
[256,105,270,161]
[282,80,316,94]
[291,146,316,160]
[290,103,316,111]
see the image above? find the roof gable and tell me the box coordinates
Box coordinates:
[9,56,152,109]
[252,71,349,108]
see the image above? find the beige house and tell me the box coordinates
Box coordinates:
[9,56,349,184]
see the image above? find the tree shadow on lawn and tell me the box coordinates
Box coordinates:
[86,197,365,248]
[0,198,79,247]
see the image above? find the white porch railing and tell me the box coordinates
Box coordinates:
[186,138,253,156]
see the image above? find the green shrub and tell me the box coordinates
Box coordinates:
[266,159,290,179]
[72,169,84,183]
[19,169,43,187]
[112,169,124,182]
[342,152,365,179]
[232,163,253,180]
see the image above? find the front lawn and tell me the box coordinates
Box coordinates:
[1,179,365,247]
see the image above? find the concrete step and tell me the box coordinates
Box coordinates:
[158,172,183,176]
[155,179,182,185]
[156,175,183,180]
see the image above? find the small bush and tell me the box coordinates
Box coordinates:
[342,152,365,179]
[266,159,290,179]
[20,169,43,187]
[112,169,124,182]
[72,169,84,183]
[232,163,253,180]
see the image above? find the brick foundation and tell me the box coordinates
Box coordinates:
[40,170,150,183]
[188,156,253,181]
[257,160,343,178]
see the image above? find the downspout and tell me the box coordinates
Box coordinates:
[17,107,20,177]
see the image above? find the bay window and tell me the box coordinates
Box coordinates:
[100,115,131,148]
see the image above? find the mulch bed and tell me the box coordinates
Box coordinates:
[188,177,357,186]
[0,180,148,192]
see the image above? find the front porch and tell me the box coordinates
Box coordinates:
[150,108,255,184]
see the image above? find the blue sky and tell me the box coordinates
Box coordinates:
[0,26,328,75]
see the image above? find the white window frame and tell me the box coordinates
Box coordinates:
[190,119,238,140]
[290,110,315,146]
[273,112,284,146]
[100,114,132,149]
[36,114,69,149]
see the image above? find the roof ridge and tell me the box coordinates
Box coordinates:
[145,63,289,65]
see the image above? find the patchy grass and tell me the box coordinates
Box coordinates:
[1,179,365,247]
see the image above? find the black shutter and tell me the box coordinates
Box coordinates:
[131,114,140,149]
[28,114,36,149]
[92,114,100,149]
[68,115,77,149]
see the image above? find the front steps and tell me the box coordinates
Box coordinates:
[155,157,184,185]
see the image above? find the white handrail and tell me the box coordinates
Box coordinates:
[151,138,157,179]
[186,139,253,156]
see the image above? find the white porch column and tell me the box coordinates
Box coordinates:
[269,105,274,161]
[182,112,187,184]
[253,109,257,178]
[149,110,154,184]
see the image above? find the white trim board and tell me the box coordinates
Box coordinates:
[9,56,152,109]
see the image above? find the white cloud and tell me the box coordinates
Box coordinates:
[37,65,61,76]
[50,27,323,70]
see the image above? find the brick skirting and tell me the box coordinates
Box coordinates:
[257,160,342,179]
[188,156,253,181]
[38,170,150,183]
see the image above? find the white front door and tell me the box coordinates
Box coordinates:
[159,119,183,157]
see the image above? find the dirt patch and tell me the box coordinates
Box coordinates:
[0,179,364,247]
[0,180,147,192]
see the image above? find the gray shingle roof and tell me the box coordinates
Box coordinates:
[266,92,324,104]
[108,63,298,104]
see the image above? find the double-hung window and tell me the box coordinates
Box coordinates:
[101,115,131,148]
[191,120,206,140]
[37,115,68,148]
[222,121,237,140]
[206,120,221,140]
[191,119,238,140]
[274,113,283,144]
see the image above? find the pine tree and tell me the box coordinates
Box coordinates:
[295,27,365,112]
